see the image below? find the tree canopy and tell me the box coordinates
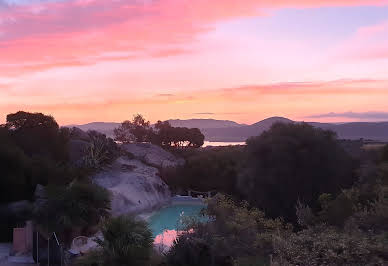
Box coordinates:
[4,111,68,161]
[152,120,204,148]
[114,114,151,143]
[114,115,205,148]
[238,122,356,222]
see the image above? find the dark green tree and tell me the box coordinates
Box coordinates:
[114,114,151,143]
[5,111,68,161]
[239,122,356,222]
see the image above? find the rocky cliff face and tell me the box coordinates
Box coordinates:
[93,143,184,215]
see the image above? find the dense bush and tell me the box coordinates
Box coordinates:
[167,194,291,266]
[381,144,388,162]
[239,122,357,222]
[273,225,387,266]
[82,130,120,169]
[76,216,153,266]
[161,147,243,195]
[34,182,111,244]
[0,130,32,203]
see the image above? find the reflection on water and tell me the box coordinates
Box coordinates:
[154,229,179,247]
[154,229,194,248]
[203,141,246,147]
[149,202,206,249]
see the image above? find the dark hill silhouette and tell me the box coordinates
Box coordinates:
[168,119,243,129]
[66,122,119,137]
[67,117,388,142]
[203,117,294,141]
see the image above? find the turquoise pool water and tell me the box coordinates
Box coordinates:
[149,203,205,238]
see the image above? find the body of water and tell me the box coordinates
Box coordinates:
[203,141,245,147]
[148,197,207,247]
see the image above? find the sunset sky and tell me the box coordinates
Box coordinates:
[1,0,388,125]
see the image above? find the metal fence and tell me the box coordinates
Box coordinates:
[33,232,64,266]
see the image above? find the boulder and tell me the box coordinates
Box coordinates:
[93,156,171,215]
[122,143,184,169]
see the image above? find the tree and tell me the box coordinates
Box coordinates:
[238,122,356,222]
[114,114,151,143]
[151,120,173,146]
[5,111,68,161]
[151,121,204,148]
[0,128,31,203]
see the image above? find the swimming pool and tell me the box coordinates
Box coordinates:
[148,196,206,246]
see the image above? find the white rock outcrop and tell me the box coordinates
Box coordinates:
[93,143,183,215]
[122,143,185,169]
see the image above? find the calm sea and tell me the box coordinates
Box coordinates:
[203,141,246,147]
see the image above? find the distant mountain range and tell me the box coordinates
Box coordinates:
[67,117,388,142]
[167,119,244,129]
[66,122,119,137]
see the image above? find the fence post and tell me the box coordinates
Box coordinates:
[36,232,39,264]
[48,234,50,266]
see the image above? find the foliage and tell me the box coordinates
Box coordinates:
[161,147,243,194]
[167,194,291,266]
[34,182,111,240]
[0,129,31,203]
[92,215,153,266]
[114,115,205,148]
[152,121,205,148]
[381,144,388,162]
[74,249,105,266]
[82,130,119,169]
[0,126,77,203]
[239,122,356,222]
[114,114,151,143]
[167,235,214,266]
[278,163,388,265]
[273,225,387,266]
[5,111,69,161]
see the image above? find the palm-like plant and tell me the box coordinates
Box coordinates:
[34,182,111,240]
[95,216,153,266]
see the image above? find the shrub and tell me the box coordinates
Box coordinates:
[34,182,111,243]
[273,225,387,265]
[82,130,119,169]
[94,216,154,266]
[161,147,243,195]
[166,194,291,265]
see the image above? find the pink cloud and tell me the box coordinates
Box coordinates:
[1,78,387,125]
[220,79,388,98]
[337,20,388,60]
[1,0,387,74]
